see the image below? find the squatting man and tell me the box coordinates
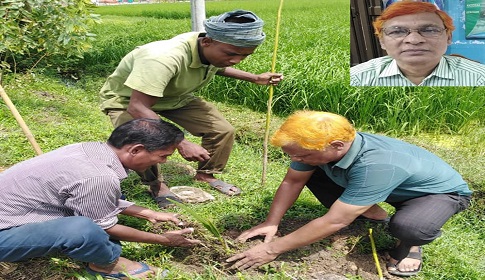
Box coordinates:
[99,9,283,208]
[227,110,471,277]
[0,119,202,279]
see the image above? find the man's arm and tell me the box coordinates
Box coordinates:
[236,168,313,243]
[105,223,199,247]
[269,200,372,250]
[126,90,160,119]
[104,204,201,247]
[227,198,374,270]
[217,67,283,85]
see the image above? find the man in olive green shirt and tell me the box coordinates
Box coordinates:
[100,10,283,208]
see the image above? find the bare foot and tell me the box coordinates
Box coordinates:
[89,257,159,279]
[193,172,217,183]
[194,173,240,195]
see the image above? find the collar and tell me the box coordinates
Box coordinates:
[378,56,401,78]
[189,32,207,69]
[83,142,128,180]
[378,56,453,81]
[429,56,454,80]
[333,133,362,170]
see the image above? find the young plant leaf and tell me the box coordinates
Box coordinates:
[167,198,230,252]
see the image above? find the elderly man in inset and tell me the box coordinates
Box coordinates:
[100,10,283,208]
[351,0,485,86]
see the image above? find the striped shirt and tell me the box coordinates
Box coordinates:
[0,142,133,230]
[350,55,485,86]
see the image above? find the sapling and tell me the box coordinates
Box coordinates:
[167,198,230,253]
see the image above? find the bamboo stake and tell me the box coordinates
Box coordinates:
[0,84,43,156]
[261,0,284,186]
[369,228,384,280]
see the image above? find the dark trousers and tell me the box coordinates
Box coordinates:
[305,168,470,261]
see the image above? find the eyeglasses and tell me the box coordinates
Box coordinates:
[382,26,446,38]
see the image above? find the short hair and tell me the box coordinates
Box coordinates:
[373,0,455,38]
[107,118,184,152]
[271,111,356,150]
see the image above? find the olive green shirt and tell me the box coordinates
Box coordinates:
[100,32,223,111]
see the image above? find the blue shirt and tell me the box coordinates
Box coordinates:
[290,132,472,206]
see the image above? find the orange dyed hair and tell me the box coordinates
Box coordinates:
[373,0,455,37]
[271,111,356,150]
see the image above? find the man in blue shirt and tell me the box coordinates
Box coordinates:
[227,111,471,277]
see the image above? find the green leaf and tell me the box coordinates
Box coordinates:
[167,198,230,252]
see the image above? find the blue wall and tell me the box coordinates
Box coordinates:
[445,0,485,63]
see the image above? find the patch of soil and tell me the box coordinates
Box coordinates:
[0,259,80,280]
[151,218,403,280]
[0,219,404,279]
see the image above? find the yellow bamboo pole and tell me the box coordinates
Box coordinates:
[369,228,384,280]
[261,0,284,186]
[0,84,43,156]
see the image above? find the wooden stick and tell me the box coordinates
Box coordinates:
[262,0,284,186]
[369,228,384,280]
[0,84,43,155]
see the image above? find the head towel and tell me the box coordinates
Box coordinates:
[204,10,266,47]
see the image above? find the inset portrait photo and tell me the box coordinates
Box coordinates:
[350,0,485,86]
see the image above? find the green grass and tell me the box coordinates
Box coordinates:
[77,0,485,135]
[1,0,484,279]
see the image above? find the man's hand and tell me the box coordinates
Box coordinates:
[159,228,201,247]
[146,212,185,226]
[253,72,284,86]
[226,242,280,270]
[177,139,210,162]
[236,222,278,243]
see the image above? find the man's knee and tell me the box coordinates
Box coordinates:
[107,110,134,127]
[61,217,108,244]
[389,218,442,244]
[218,122,235,137]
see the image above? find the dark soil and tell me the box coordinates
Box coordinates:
[148,219,401,280]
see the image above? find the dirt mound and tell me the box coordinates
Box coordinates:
[153,218,403,279]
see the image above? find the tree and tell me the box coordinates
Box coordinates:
[0,0,101,79]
